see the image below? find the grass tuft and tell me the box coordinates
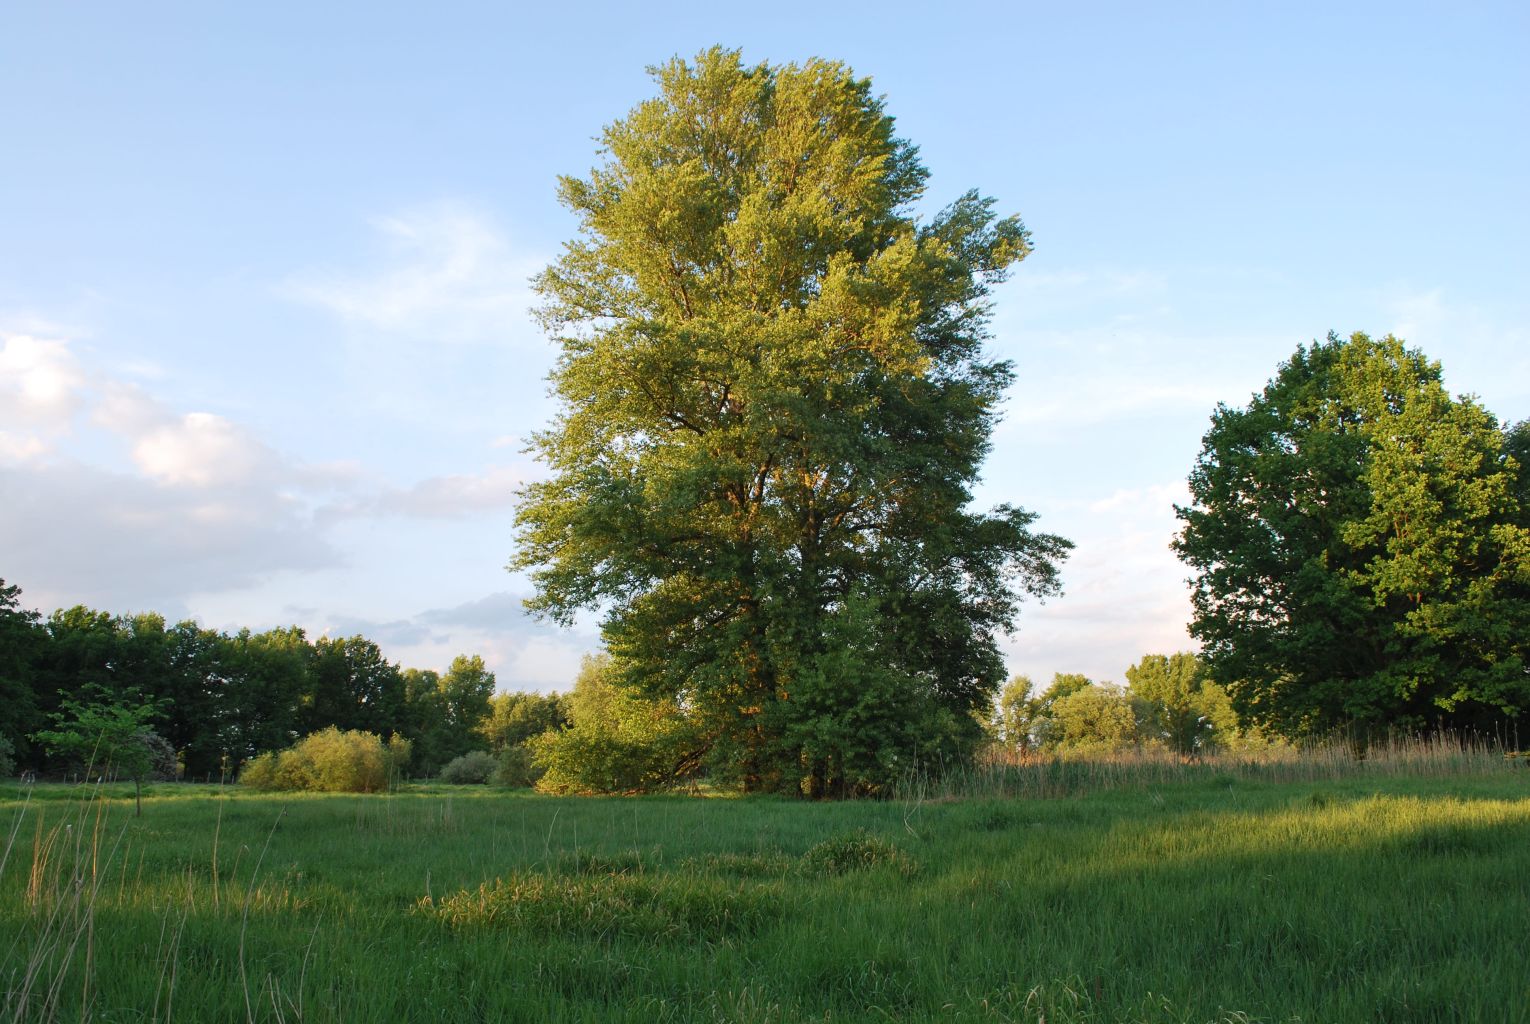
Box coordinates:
[802,829,917,877]
[414,871,780,943]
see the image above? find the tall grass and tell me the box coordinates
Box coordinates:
[896,732,1519,802]
[2,754,1527,1022]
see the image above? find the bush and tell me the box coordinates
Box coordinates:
[239,751,277,789]
[0,735,14,779]
[439,750,497,784]
[491,744,541,788]
[238,727,397,793]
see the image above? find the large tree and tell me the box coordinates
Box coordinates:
[1173,332,1530,737]
[513,49,1069,794]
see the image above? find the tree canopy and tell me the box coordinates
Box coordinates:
[513,48,1070,794]
[1173,332,1530,737]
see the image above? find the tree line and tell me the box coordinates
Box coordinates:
[0,585,566,781]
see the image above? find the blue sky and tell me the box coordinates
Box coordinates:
[3,1,1526,691]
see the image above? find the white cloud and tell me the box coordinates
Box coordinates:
[0,461,341,613]
[287,204,542,343]
[131,411,281,488]
[0,333,86,428]
[0,431,48,462]
[90,380,166,436]
[296,590,594,690]
[381,465,528,517]
[0,326,541,617]
[321,464,532,521]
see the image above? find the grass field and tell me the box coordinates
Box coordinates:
[3,758,1527,1022]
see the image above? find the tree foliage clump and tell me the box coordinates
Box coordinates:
[991,655,1253,758]
[531,654,707,795]
[1124,653,1239,755]
[514,48,1069,794]
[1174,332,1530,737]
[239,727,405,793]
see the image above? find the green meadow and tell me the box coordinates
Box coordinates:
[3,763,1528,1023]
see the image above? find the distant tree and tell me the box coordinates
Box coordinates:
[479,690,569,752]
[34,687,167,815]
[218,626,310,773]
[1125,652,1239,756]
[36,606,121,726]
[1044,682,1137,753]
[401,655,497,773]
[1024,673,1093,748]
[992,675,1042,752]
[437,655,496,749]
[1174,332,1530,738]
[512,48,1070,794]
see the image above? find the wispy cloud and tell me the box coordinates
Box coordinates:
[1003,482,1196,685]
[318,464,531,522]
[286,204,543,343]
[1377,285,1530,412]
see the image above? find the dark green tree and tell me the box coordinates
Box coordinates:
[0,579,44,766]
[1173,332,1530,737]
[302,635,405,737]
[218,626,311,771]
[513,48,1069,794]
[402,655,497,772]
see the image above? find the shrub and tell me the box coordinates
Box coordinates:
[491,744,541,788]
[238,727,395,793]
[439,750,497,784]
[0,735,14,779]
[239,751,277,789]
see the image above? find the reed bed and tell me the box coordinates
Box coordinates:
[895,733,1518,803]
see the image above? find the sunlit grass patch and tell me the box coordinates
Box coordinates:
[415,870,781,942]
[802,828,919,877]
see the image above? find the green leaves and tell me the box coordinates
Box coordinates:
[514,49,1068,793]
[1174,332,1530,736]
